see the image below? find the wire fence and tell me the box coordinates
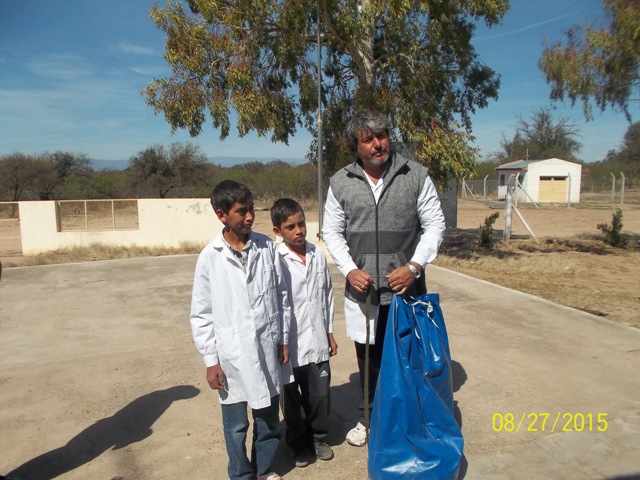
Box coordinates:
[57,200,139,231]
[458,176,640,241]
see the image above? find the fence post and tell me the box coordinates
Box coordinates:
[503,174,515,242]
[483,174,489,199]
[610,172,615,202]
[620,172,625,205]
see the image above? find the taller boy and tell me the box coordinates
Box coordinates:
[190,180,291,480]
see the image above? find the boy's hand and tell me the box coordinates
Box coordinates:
[278,344,290,365]
[206,364,226,390]
[328,333,338,357]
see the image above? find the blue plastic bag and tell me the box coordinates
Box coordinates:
[369,294,464,480]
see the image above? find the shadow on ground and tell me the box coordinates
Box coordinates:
[4,385,199,480]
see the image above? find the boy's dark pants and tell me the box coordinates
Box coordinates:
[221,396,281,480]
[355,304,390,427]
[282,361,331,452]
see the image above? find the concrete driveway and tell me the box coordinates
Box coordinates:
[1,255,639,479]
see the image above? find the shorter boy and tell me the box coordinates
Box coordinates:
[190,180,292,480]
[270,198,338,467]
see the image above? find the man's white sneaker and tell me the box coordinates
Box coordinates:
[346,421,367,447]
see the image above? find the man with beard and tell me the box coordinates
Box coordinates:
[322,108,446,447]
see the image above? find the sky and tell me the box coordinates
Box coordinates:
[0,0,637,166]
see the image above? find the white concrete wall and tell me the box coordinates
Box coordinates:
[18,199,321,255]
[19,199,219,255]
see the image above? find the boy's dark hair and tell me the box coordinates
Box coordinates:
[210,180,253,213]
[270,198,305,228]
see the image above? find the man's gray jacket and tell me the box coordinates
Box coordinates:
[328,152,429,305]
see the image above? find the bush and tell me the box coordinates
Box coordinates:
[597,208,629,247]
[478,212,500,247]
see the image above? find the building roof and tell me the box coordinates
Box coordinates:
[495,157,581,171]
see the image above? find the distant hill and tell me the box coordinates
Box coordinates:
[91,156,307,171]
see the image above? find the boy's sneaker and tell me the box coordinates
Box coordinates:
[288,447,311,468]
[346,421,367,447]
[261,474,284,480]
[313,441,334,460]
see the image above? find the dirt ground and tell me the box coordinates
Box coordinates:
[2,203,638,328]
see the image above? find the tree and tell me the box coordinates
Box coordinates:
[37,151,94,199]
[493,108,582,163]
[0,153,57,201]
[538,0,640,121]
[600,121,640,181]
[127,142,209,198]
[611,121,640,165]
[143,0,509,187]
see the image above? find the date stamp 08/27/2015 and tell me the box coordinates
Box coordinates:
[492,412,609,433]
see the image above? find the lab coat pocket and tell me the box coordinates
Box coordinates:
[216,326,242,363]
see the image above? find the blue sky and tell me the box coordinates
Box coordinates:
[0,0,637,165]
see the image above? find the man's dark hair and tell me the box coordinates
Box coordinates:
[270,198,304,228]
[346,108,392,153]
[210,180,253,213]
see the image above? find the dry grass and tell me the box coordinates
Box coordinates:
[434,229,640,328]
[3,242,205,267]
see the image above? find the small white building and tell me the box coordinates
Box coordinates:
[496,158,582,203]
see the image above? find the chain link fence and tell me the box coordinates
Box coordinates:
[457,176,640,241]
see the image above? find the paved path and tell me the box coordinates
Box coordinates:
[1,256,638,479]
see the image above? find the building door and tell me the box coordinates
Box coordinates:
[538,176,567,202]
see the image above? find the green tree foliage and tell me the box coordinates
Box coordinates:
[143,0,509,186]
[493,108,583,163]
[538,0,640,121]
[127,142,210,198]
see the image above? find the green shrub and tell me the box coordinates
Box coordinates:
[478,212,500,248]
[597,208,629,247]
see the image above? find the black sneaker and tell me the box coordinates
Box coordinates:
[313,441,334,461]
[288,447,311,468]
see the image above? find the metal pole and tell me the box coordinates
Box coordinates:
[316,0,324,240]
[620,172,625,205]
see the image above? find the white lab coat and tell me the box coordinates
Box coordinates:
[190,231,292,409]
[277,241,334,368]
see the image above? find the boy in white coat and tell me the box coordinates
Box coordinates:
[190,181,292,480]
[271,198,338,468]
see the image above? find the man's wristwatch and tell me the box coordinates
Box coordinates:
[406,262,421,279]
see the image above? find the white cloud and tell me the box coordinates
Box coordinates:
[130,65,166,76]
[26,54,93,80]
[117,42,157,56]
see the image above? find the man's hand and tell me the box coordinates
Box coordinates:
[347,268,373,293]
[206,364,226,390]
[386,263,421,296]
[278,344,290,365]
